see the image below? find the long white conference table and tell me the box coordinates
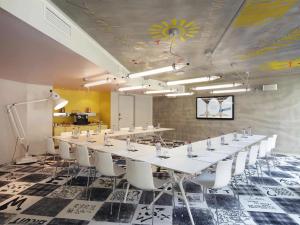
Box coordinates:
[54,128,266,225]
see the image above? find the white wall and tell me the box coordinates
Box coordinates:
[110,92,153,129]
[0,79,52,165]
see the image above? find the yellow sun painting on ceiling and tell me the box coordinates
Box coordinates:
[149,18,199,42]
[261,58,300,71]
[234,0,298,28]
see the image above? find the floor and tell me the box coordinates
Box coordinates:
[0,154,299,225]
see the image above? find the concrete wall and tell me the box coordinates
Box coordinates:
[153,76,300,154]
[0,79,52,164]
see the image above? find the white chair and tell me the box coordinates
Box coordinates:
[59,141,76,181]
[258,139,271,176]
[191,159,233,225]
[247,145,260,178]
[76,145,93,199]
[232,150,249,185]
[44,138,59,168]
[124,159,171,225]
[94,151,125,191]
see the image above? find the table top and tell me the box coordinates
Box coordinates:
[54,130,266,175]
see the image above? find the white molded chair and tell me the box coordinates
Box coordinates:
[124,159,171,225]
[247,145,260,178]
[94,151,125,191]
[76,145,93,199]
[191,159,234,225]
[44,138,59,168]
[232,150,249,185]
[59,141,76,181]
[258,139,271,175]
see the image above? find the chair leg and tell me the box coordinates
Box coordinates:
[87,167,91,200]
[152,191,155,225]
[123,183,130,203]
[244,171,250,186]
[213,193,219,225]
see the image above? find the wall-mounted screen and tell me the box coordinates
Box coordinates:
[196,95,234,120]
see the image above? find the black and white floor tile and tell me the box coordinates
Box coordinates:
[0,154,298,225]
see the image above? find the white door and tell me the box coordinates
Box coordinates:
[118,95,134,129]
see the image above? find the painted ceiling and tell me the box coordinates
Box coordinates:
[52,0,300,86]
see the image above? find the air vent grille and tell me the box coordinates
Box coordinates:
[45,7,71,38]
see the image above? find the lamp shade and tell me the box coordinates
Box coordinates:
[53,98,68,110]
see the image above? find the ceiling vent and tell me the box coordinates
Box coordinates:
[263,84,278,91]
[45,6,71,38]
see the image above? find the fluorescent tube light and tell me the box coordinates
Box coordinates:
[118,85,149,92]
[166,76,220,86]
[165,92,194,97]
[211,88,251,94]
[83,79,111,87]
[192,83,242,91]
[144,89,175,94]
[128,63,187,79]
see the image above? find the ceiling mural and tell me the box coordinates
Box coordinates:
[52,0,300,85]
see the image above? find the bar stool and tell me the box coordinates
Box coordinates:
[124,159,171,225]
[76,145,93,200]
[191,159,233,225]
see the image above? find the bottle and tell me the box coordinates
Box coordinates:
[187,141,193,157]
[221,134,225,145]
[155,142,162,156]
[126,136,131,151]
[248,127,252,136]
[242,128,246,138]
[207,137,211,150]
[233,131,238,141]
[104,132,108,145]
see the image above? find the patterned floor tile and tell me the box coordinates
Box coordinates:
[0,182,34,195]
[90,177,120,189]
[271,198,300,214]
[249,211,298,225]
[48,218,89,225]
[17,174,50,183]
[239,196,284,213]
[47,186,84,199]
[172,207,214,225]
[57,199,102,221]
[39,175,71,185]
[0,181,10,188]
[273,177,300,187]
[66,176,94,187]
[174,193,207,209]
[210,208,256,225]
[0,173,28,182]
[15,166,43,173]
[6,214,52,225]
[249,177,280,186]
[19,183,59,196]
[131,204,172,225]
[107,189,141,204]
[263,170,294,178]
[288,214,300,224]
[277,166,300,172]
[93,202,137,223]
[0,212,15,224]
[77,188,112,201]
[0,195,42,214]
[206,194,240,210]
[22,197,72,217]
[139,191,173,206]
[0,165,24,172]
[258,186,299,198]
[232,185,264,196]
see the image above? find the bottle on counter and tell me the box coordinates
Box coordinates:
[248,127,252,136]
[233,131,238,141]
[187,141,193,157]
[242,128,247,138]
[207,137,212,150]
[221,133,225,145]
[155,142,162,157]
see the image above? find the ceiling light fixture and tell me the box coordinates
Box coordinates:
[144,89,176,94]
[83,78,111,88]
[165,92,194,97]
[118,85,149,92]
[211,88,251,94]
[192,83,242,91]
[166,76,220,86]
[128,63,188,79]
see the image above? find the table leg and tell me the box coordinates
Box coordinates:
[173,173,195,225]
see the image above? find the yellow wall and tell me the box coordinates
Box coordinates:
[53,88,111,127]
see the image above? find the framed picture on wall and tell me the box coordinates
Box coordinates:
[196,95,234,120]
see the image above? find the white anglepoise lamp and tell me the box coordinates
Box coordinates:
[7,90,68,164]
